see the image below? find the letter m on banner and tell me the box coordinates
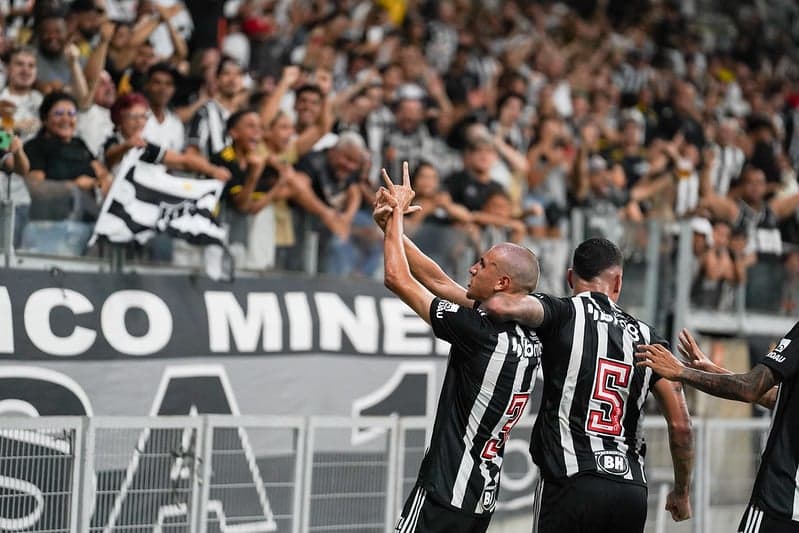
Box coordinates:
[95,366,277,532]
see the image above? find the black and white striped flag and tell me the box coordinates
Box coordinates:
[89,149,226,247]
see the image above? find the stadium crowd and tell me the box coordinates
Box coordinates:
[1,0,799,306]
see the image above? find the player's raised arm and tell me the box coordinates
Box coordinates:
[382,164,436,324]
[375,162,472,307]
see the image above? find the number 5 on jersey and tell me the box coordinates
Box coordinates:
[481,393,529,460]
[587,357,632,437]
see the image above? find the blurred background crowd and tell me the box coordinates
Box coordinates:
[1,0,799,322]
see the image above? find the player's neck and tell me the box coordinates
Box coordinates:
[571,282,617,302]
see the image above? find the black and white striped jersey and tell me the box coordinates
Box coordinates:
[419,297,541,515]
[750,322,799,524]
[529,291,665,486]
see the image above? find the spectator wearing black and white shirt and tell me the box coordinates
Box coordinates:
[708,118,745,197]
[186,56,244,159]
[382,86,437,182]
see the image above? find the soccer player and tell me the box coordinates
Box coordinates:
[638,328,798,532]
[480,238,694,533]
[379,163,543,532]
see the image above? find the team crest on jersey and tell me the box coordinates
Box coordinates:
[595,451,630,476]
[481,486,497,512]
[766,338,791,363]
[435,300,459,318]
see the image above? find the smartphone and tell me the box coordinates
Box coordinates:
[0,131,12,151]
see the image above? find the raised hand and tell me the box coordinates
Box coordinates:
[381,161,416,213]
[678,329,725,374]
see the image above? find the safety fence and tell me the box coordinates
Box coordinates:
[0,415,771,533]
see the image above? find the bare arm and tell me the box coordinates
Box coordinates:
[159,6,188,63]
[82,22,114,105]
[65,45,90,109]
[652,379,693,522]
[493,134,529,176]
[259,66,299,127]
[375,172,472,306]
[675,329,778,408]
[637,342,780,404]
[4,136,29,176]
[480,292,545,328]
[383,175,435,324]
[770,192,799,221]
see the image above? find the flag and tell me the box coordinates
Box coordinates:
[90,148,227,247]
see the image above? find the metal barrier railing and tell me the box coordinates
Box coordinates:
[0,414,767,532]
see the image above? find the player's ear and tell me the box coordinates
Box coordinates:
[612,271,623,299]
[495,275,511,291]
[566,268,574,289]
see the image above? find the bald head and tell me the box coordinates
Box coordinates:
[492,243,540,294]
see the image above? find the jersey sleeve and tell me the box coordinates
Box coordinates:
[429,297,490,346]
[533,293,574,335]
[759,322,799,380]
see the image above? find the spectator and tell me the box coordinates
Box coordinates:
[142,63,185,153]
[690,218,739,365]
[1,47,44,140]
[0,47,42,244]
[381,86,437,181]
[76,70,116,158]
[292,81,335,152]
[525,116,572,237]
[103,92,228,178]
[22,92,109,255]
[295,132,373,277]
[67,0,105,61]
[34,14,71,91]
[186,56,245,159]
[703,166,799,311]
[707,117,745,197]
[215,109,344,271]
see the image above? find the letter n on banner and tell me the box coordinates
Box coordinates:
[96,365,277,532]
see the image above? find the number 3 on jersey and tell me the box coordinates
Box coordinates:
[587,357,632,437]
[481,393,529,460]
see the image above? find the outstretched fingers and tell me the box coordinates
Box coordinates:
[381,168,395,192]
[402,161,411,187]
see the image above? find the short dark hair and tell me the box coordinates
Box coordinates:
[572,238,623,281]
[215,55,242,78]
[225,108,257,133]
[294,84,323,100]
[38,91,77,122]
[147,62,178,82]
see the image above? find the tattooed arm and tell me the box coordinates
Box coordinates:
[651,379,693,522]
[672,364,778,404]
[637,342,779,404]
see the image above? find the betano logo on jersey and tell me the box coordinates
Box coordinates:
[765,338,791,364]
[595,450,630,476]
[585,302,640,342]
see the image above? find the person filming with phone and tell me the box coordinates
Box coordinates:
[0,118,30,248]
